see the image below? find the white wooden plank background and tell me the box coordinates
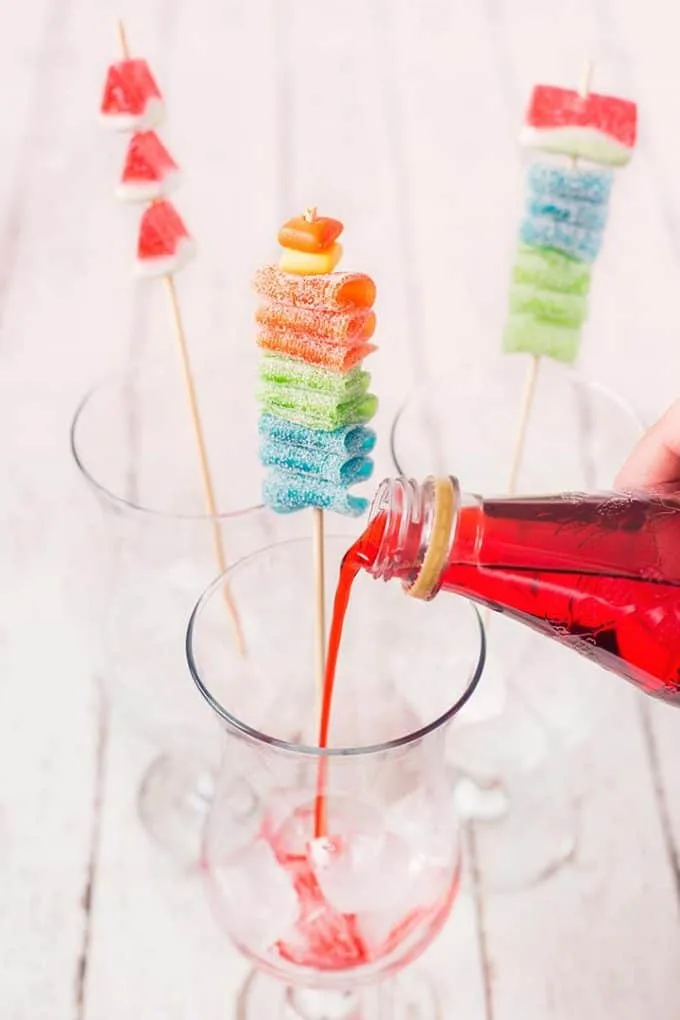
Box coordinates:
[1,0,680,1017]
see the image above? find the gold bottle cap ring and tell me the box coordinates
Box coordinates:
[405,477,456,601]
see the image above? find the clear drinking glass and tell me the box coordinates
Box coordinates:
[70,371,307,868]
[186,536,486,1019]
[390,356,645,889]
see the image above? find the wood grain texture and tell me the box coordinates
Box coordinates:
[1,0,680,1016]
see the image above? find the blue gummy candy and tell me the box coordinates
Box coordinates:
[262,469,370,517]
[260,438,374,486]
[258,413,377,459]
[526,196,608,231]
[527,163,613,206]
[519,216,603,263]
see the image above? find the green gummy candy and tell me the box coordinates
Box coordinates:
[260,389,378,432]
[509,284,588,328]
[259,354,369,399]
[513,244,591,296]
[503,313,580,364]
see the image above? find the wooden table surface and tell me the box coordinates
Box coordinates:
[2,0,680,1017]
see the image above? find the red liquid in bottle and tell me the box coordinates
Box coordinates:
[440,492,680,703]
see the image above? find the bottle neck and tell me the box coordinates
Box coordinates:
[367,476,461,599]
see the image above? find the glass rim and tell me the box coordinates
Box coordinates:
[70,371,264,522]
[186,536,487,759]
[389,362,646,475]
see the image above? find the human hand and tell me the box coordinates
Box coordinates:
[615,400,680,490]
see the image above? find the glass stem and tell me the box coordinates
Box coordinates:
[286,987,362,1020]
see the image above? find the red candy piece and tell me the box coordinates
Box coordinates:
[278,215,344,253]
[116,131,180,202]
[254,267,376,312]
[521,85,637,166]
[256,303,376,343]
[100,59,164,132]
[136,199,195,278]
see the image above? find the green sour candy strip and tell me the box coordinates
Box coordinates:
[260,391,379,432]
[259,354,370,398]
[503,313,581,364]
[513,244,591,296]
[509,283,588,328]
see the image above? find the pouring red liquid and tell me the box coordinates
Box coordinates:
[315,476,680,836]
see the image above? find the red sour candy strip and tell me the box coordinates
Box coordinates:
[256,303,376,342]
[254,266,376,311]
[100,59,163,124]
[525,85,637,148]
[257,328,376,373]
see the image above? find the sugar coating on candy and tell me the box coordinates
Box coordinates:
[136,199,195,277]
[278,216,344,253]
[520,86,637,167]
[509,283,588,328]
[503,313,581,364]
[512,245,591,295]
[260,389,378,432]
[520,215,603,264]
[526,195,608,232]
[263,470,369,517]
[256,303,376,342]
[258,414,377,459]
[116,131,180,202]
[259,355,370,398]
[100,59,164,132]
[254,267,376,311]
[258,328,376,373]
[260,440,374,486]
[527,163,613,205]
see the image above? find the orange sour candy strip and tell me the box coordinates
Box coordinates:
[255,304,376,343]
[254,267,376,311]
[278,215,344,253]
[257,327,377,373]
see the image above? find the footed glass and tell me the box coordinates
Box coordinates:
[187,537,486,1019]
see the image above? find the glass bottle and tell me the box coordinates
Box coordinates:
[361,476,680,704]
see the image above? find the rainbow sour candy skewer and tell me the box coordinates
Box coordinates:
[254,209,378,700]
[255,214,378,517]
[503,63,637,492]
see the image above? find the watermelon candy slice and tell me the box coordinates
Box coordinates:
[116,131,180,202]
[135,199,196,278]
[100,58,164,132]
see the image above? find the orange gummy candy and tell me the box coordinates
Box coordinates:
[254,267,376,312]
[278,215,344,253]
[257,325,377,373]
[255,303,376,343]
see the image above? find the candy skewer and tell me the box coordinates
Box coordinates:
[112,21,245,654]
[506,59,594,496]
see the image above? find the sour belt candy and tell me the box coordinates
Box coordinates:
[255,212,378,516]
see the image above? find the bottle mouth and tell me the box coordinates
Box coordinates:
[368,475,458,598]
[406,476,457,600]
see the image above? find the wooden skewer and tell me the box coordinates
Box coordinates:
[303,206,327,709]
[116,19,245,655]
